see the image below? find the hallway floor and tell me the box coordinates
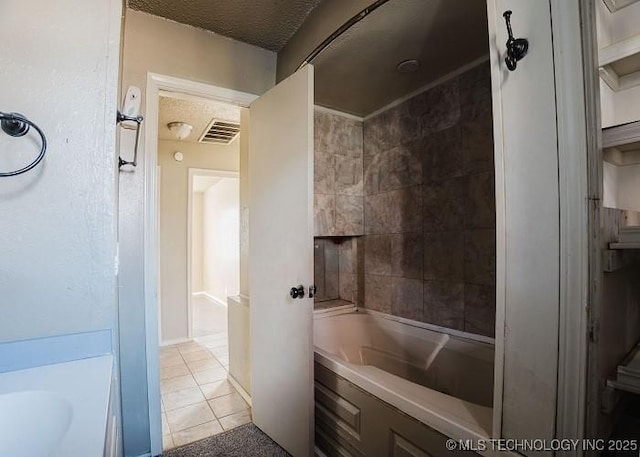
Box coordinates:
[161,297,248,451]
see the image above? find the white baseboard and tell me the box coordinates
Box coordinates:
[227,373,251,407]
[199,292,227,308]
[160,337,190,347]
[192,291,205,296]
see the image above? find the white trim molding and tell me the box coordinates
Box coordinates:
[550,0,592,449]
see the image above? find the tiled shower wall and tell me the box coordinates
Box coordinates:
[313,109,364,310]
[314,110,364,236]
[362,62,496,337]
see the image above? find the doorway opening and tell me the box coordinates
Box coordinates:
[155,91,250,451]
[189,170,239,341]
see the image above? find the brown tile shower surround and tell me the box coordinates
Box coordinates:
[362,62,496,337]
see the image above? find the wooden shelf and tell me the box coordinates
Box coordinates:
[603,121,640,165]
[609,226,640,249]
[599,34,640,92]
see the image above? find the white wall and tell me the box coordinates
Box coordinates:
[597,1,640,127]
[0,0,121,341]
[239,109,251,297]
[203,178,240,304]
[603,161,620,208]
[617,164,640,211]
[192,192,204,292]
[158,140,239,344]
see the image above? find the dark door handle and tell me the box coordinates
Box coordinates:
[290,285,305,299]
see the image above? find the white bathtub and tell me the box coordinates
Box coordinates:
[0,355,114,457]
[313,311,494,442]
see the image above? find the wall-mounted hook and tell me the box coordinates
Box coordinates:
[503,10,529,71]
[117,111,143,169]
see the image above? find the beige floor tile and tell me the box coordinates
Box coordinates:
[162,413,170,435]
[166,402,215,432]
[160,346,179,356]
[192,296,228,336]
[172,420,224,447]
[193,367,227,385]
[202,334,227,344]
[177,342,208,355]
[160,363,190,380]
[208,392,249,418]
[219,410,251,431]
[162,433,175,451]
[213,355,229,366]
[181,349,214,363]
[199,380,236,399]
[195,333,227,344]
[161,374,197,394]
[162,386,206,411]
[187,358,223,373]
[159,353,184,368]
[209,347,228,358]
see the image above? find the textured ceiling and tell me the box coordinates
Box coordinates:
[158,94,241,143]
[128,0,323,51]
[313,0,489,117]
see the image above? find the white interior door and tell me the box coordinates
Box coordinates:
[249,65,314,457]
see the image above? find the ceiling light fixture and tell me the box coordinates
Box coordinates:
[167,122,193,140]
[396,59,420,73]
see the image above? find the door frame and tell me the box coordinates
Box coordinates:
[186,167,240,340]
[486,0,596,447]
[143,72,257,456]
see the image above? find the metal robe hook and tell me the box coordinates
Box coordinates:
[117,111,144,169]
[503,10,529,71]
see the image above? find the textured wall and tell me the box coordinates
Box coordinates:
[313,110,364,236]
[362,62,496,337]
[0,0,121,341]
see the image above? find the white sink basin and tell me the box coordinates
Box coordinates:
[0,390,72,457]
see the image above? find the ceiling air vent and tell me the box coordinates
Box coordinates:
[199,119,240,144]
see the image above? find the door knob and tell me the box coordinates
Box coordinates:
[290,285,305,299]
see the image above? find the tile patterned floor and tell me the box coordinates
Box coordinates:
[161,300,249,451]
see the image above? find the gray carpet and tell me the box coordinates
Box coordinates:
[162,423,290,457]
